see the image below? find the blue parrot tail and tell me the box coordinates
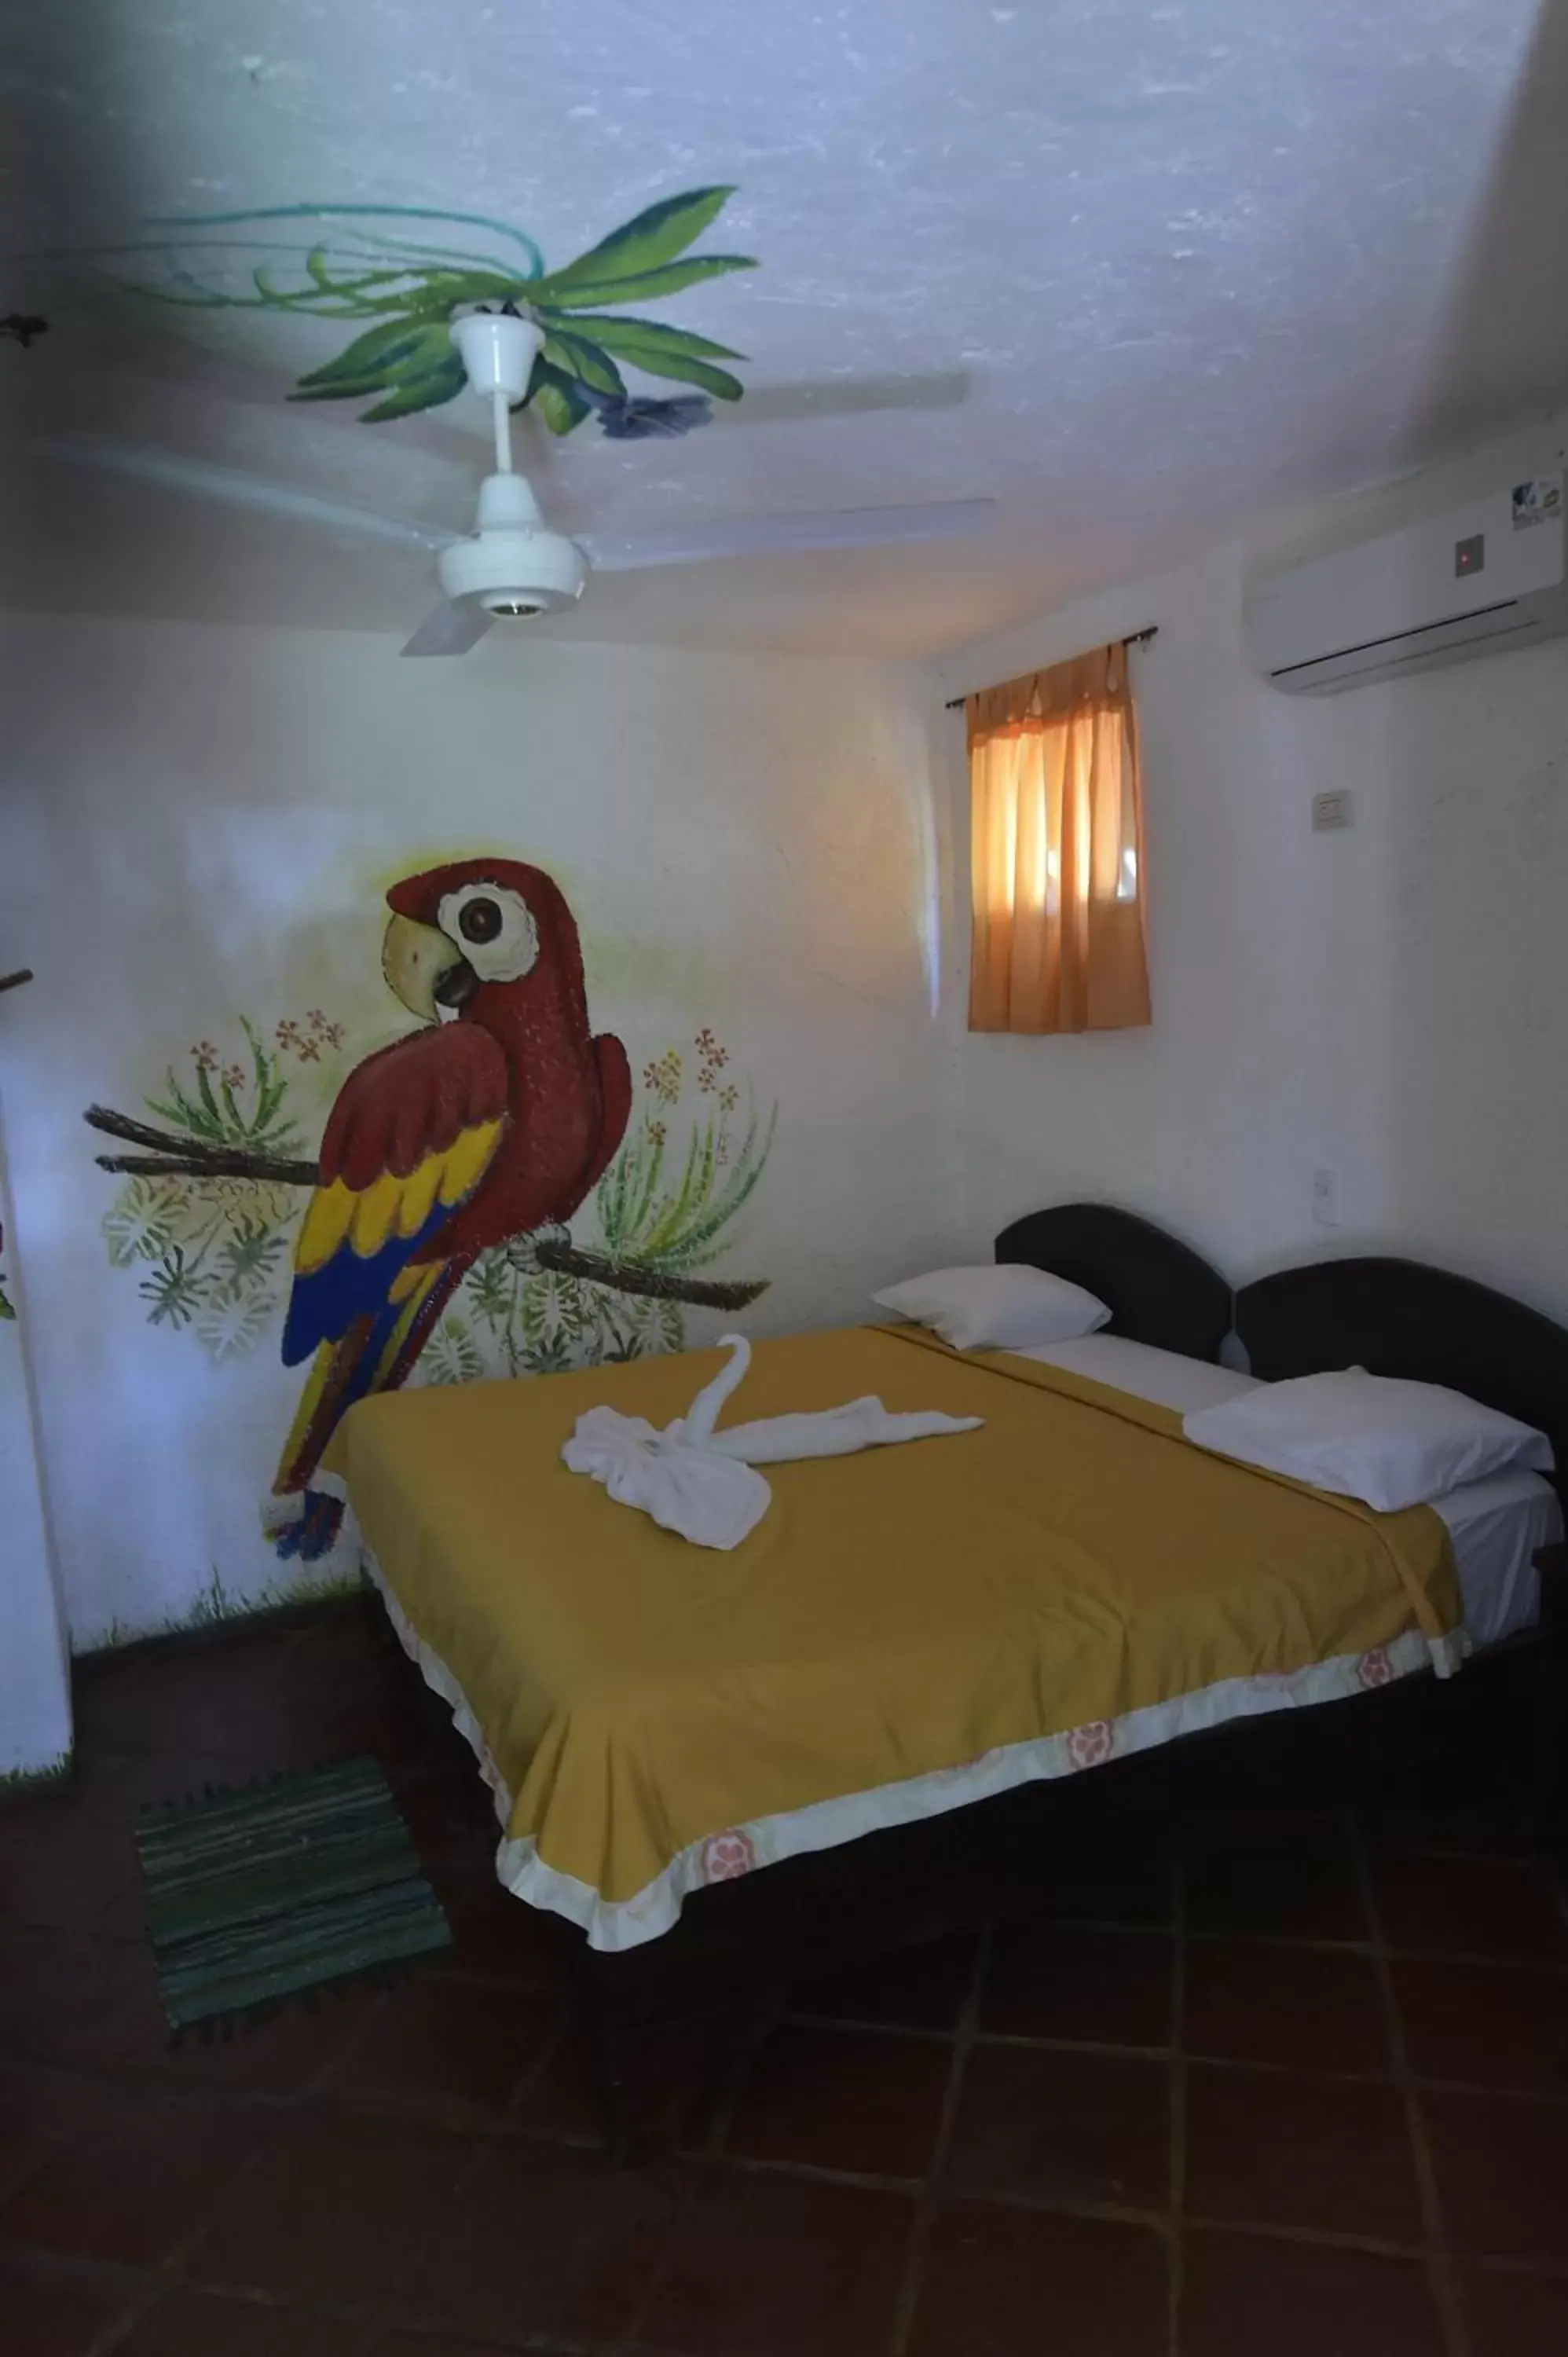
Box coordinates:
[273,1490,346,1562]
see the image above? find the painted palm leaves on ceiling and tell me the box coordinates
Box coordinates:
[115,190,757,439]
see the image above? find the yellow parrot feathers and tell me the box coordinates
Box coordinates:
[295,1116,504,1277]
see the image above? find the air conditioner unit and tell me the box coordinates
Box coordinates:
[1247,474,1567,694]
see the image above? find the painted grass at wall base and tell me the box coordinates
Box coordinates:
[0,1753,73,1797]
[137,1754,451,2033]
[82,1563,368,1655]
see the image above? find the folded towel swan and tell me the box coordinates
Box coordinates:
[561,1332,984,1549]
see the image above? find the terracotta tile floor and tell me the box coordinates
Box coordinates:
[2,1599,1566,2356]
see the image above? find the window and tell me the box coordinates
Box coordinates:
[966,643,1151,1035]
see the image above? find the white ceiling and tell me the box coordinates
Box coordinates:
[2,0,1566,657]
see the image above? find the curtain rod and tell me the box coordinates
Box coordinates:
[943,625,1158,710]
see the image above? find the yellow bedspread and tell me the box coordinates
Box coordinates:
[324,1326,1460,1941]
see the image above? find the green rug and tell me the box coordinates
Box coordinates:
[137,1754,452,2033]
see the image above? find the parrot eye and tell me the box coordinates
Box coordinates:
[436,879,540,986]
[457,897,503,944]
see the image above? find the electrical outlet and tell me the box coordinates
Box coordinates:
[1312,1168,1339,1227]
[1312,790,1353,831]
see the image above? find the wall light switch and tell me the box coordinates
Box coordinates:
[1312,1168,1339,1228]
[1312,790,1353,831]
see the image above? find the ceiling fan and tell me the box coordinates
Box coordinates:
[38,312,995,658]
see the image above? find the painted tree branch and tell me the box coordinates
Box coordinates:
[93,1147,324,1184]
[83,1105,770,1310]
[86,1106,317,1186]
[533,1237,767,1311]
[88,1106,218,1154]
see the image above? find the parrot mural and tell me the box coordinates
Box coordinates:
[271,857,631,1560]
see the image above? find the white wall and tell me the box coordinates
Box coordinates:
[929,459,1568,1325]
[0,1098,72,1776]
[0,616,963,1648]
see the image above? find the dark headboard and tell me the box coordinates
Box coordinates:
[995,1202,1231,1364]
[1236,1256,1568,1497]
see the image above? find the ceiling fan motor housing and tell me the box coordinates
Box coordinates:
[438,472,587,618]
[449,310,543,401]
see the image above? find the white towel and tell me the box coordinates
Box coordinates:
[561,1332,984,1549]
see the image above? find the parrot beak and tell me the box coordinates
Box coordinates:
[382,915,478,1022]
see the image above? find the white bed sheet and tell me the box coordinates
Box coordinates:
[1003,1332,1260,1415]
[1428,1468,1561,1647]
[1004,1334,1559,1646]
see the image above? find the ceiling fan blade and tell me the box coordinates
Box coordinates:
[401,601,494,658]
[578,498,995,574]
[33,436,456,554]
[724,370,971,427]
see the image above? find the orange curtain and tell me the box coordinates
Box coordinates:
[966,643,1151,1035]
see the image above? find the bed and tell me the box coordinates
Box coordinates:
[332,1204,1568,2151]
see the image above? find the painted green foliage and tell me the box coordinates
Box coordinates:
[101,1015,333,1358]
[110,193,757,438]
[102,1020,775,1380]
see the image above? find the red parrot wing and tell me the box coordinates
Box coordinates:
[281,1024,508,1365]
[319,1022,507,1188]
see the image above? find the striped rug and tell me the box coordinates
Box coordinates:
[137,1754,452,2033]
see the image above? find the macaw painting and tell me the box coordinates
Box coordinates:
[87,858,775,1564]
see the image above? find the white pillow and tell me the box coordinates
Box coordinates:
[1183,1369,1553,1512]
[872,1263,1111,1352]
